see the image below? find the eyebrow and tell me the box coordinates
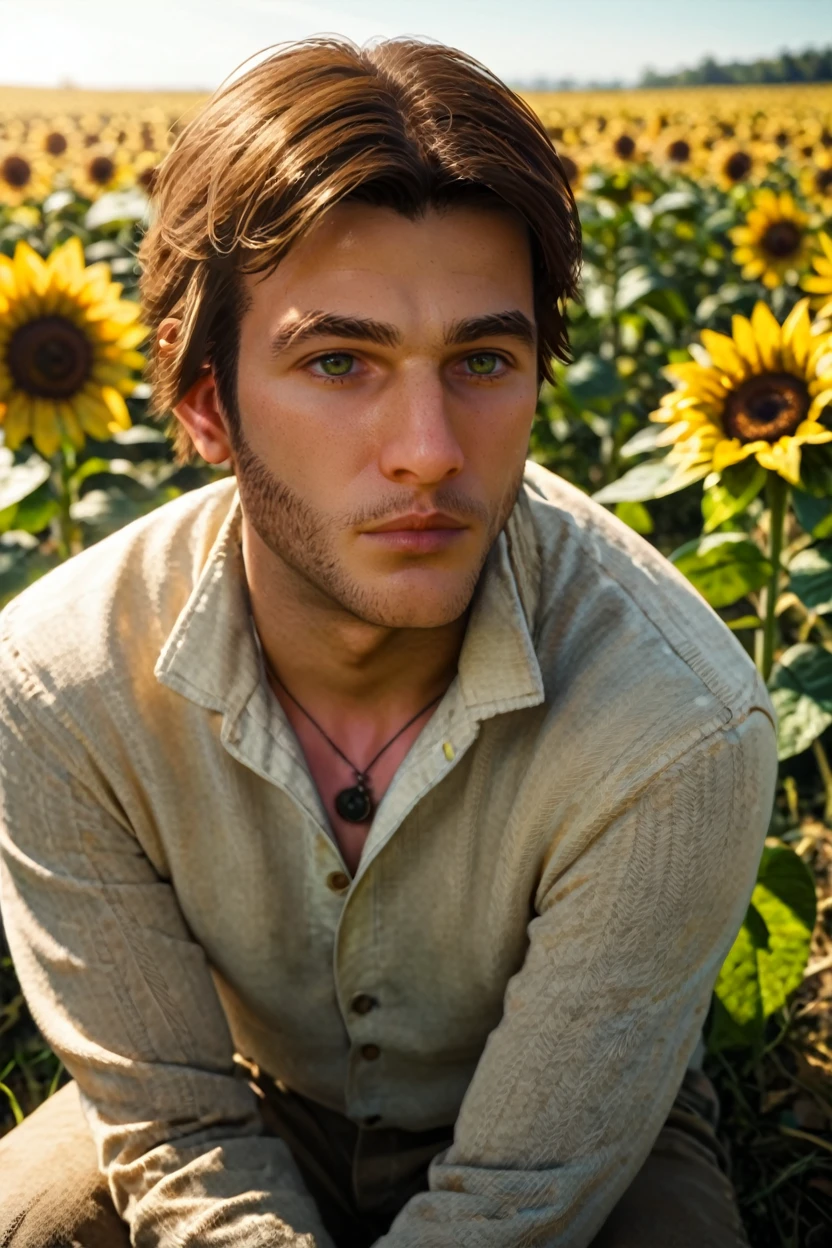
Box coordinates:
[268,309,536,358]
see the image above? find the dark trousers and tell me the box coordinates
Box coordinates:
[0,1062,750,1247]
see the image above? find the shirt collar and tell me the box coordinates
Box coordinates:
[155,479,545,731]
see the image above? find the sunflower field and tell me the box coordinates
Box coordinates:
[1,80,832,1246]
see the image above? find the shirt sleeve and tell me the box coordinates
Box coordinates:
[0,636,336,1248]
[372,707,778,1248]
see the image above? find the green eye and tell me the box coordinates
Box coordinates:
[467,353,500,375]
[318,353,354,376]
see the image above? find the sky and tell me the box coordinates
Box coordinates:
[0,0,830,91]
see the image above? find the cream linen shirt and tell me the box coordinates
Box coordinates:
[0,458,778,1248]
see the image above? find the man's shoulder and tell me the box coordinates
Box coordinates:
[517,460,775,733]
[0,475,238,698]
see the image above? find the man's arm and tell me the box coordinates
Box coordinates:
[0,638,335,1248]
[372,707,778,1248]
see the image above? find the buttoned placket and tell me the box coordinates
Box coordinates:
[155,481,547,1129]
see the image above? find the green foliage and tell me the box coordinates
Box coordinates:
[0,135,826,1102]
[669,533,773,609]
[701,461,768,534]
[769,644,832,760]
[641,45,832,88]
[709,846,817,1056]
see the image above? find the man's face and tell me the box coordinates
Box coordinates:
[228,199,539,629]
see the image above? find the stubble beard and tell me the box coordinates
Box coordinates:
[228,423,526,629]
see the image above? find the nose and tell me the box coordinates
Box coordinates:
[376,364,465,487]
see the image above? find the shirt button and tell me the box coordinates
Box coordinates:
[360,1043,380,1061]
[326,871,350,893]
[350,993,377,1015]
[363,1113,382,1126]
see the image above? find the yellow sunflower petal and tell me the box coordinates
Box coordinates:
[794,418,832,442]
[755,437,802,486]
[47,236,86,285]
[807,390,832,423]
[0,255,16,300]
[701,329,749,381]
[119,349,148,371]
[731,314,763,372]
[802,275,832,294]
[30,398,62,459]
[750,302,782,371]
[0,392,33,451]
[12,240,49,299]
[114,324,150,351]
[73,393,115,441]
[712,438,768,472]
[58,401,86,451]
[781,297,812,375]
[99,385,132,431]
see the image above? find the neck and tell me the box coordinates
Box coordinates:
[241,517,470,719]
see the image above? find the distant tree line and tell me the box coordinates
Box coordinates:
[639,46,832,88]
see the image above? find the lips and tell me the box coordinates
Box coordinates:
[365,512,467,533]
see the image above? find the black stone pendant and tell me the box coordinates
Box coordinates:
[335,782,374,823]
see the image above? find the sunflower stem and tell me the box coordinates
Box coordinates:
[811,738,832,826]
[52,441,83,561]
[758,471,789,684]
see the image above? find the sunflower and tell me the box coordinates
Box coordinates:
[27,115,79,167]
[608,124,641,165]
[70,144,131,200]
[649,125,706,174]
[648,299,832,488]
[0,144,53,207]
[728,189,814,289]
[800,151,832,215]
[710,142,756,190]
[132,150,162,196]
[0,237,149,458]
[802,231,832,319]
[555,151,582,194]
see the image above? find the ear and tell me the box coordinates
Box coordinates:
[172,369,233,465]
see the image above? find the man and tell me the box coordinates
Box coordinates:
[0,35,776,1248]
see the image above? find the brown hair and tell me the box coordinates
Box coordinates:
[138,36,582,465]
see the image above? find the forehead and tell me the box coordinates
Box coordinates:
[242,200,534,324]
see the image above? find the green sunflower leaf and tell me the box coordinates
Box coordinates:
[788,543,832,615]
[0,457,52,514]
[592,458,682,503]
[0,543,62,612]
[791,489,832,539]
[795,447,832,499]
[613,500,654,534]
[9,481,59,535]
[84,190,151,230]
[669,532,772,608]
[768,642,832,759]
[708,845,816,1054]
[561,354,624,406]
[618,423,665,459]
[701,460,767,533]
[650,189,700,216]
[614,265,670,311]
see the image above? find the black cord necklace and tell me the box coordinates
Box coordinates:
[263,656,445,823]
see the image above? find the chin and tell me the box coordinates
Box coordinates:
[376,601,469,629]
[348,574,479,630]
